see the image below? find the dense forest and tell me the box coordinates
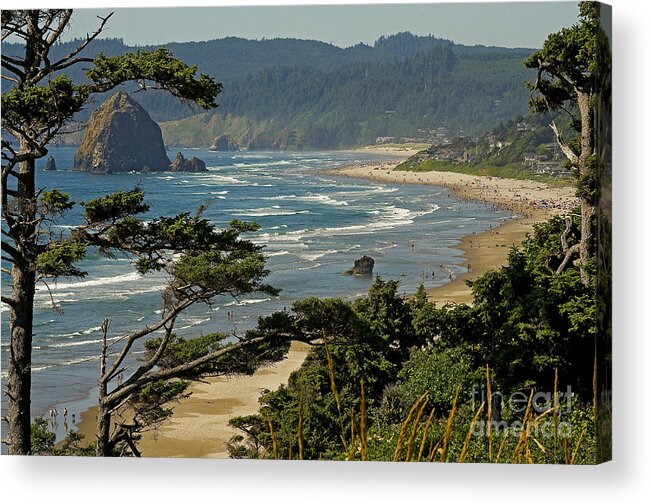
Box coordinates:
[2,32,535,149]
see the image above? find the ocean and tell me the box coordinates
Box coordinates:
[0,147,511,441]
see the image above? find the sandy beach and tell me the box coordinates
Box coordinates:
[75,158,578,458]
[329,163,578,304]
[345,144,428,158]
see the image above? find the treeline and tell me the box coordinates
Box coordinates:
[3,32,535,148]
[224,214,598,462]
[211,46,533,149]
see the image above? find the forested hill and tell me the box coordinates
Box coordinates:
[2,32,536,149]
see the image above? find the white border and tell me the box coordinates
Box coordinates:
[2,1,649,502]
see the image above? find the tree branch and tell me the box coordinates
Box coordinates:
[1,57,26,80]
[550,121,579,166]
[103,300,193,383]
[1,240,22,263]
[41,12,113,80]
[560,216,573,253]
[135,319,177,377]
[107,334,283,406]
[1,295,16,307]
[44,10,73,47]
[556,243,580,275]
[1,74,20,84]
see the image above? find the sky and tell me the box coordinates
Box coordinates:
[53,1,582,49]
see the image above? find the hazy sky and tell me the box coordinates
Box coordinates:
[58,2,580,49]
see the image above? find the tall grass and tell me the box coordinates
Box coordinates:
[245,361,593,464]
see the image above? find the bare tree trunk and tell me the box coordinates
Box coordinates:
[5,147,37,455]
[6,262,35,455]
[96,320,113,456]
[554,91,595,285]
[577,91,595,285]
[96,405,113,457]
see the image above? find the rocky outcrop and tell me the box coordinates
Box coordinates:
[44,156,57,171]
[73,91,171,173]
[169,152,207,173]
[210,135,239,152]
[343,255,375,276]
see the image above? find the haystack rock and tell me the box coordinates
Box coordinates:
[210,135,239,152]
[343,255,375,276]
[169,152,207,173]
[73,91,171,173]
[44,155,57,171]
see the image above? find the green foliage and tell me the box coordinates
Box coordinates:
[396,347,475,414]
[524,1,609,115]
[1,75,89,132]
[52,431,96,457]
[408,284,441,346]
[30,417,56,455]
[81,188,149,224]
[354,276,418,361]
[228,209,597,461]
[30,417,95,456]
[128,379,191,428]
[39,189,74,214]
[171,250,276,300]
[35,242,87,278]
[86,48,221,109]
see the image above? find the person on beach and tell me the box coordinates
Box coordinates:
[63,407,67,418]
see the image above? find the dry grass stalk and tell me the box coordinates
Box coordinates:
[511,389,534,463]
[322,328,348,453]
[494,430,509,463]
[347,410,357,460]
[267,416,280,460]
[570,428,586,464]
[417,407,436,462]
[393,391,428,462]
[486,365,493,462]
[360,380,368,461]
[406,397,429,462]
[439,386,460,462]
[532,436,547,454]
[427,438,442,462]
[458,401,485,463]
[322,329,341,415]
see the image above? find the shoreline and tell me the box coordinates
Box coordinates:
[74,159,578,458]
[327,164,578,304]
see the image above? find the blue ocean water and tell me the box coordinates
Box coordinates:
[0,147,511,439]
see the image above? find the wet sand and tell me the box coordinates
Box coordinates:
[75,160,577,458]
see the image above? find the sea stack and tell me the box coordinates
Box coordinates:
[44,155,57,171]
[73,91,171,173]
[169,152,208,173]
[343,255,375,276]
